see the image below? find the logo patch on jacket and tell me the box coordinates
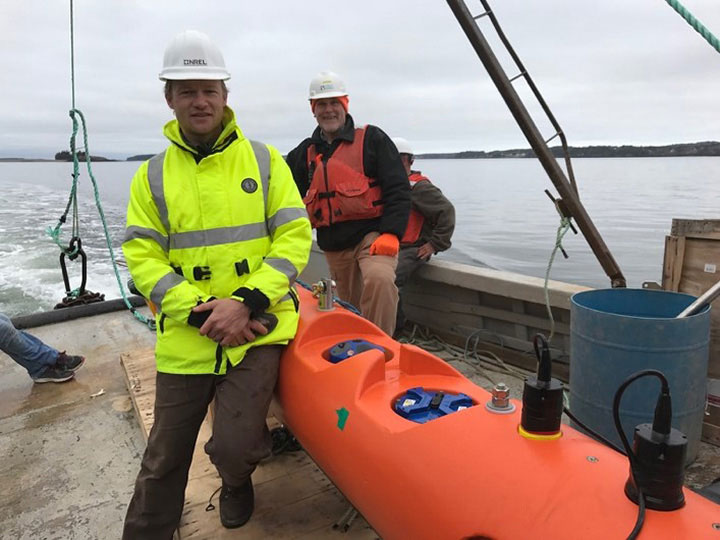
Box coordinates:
[241,178,258,193]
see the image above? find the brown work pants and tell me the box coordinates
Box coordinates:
[324,231,399,336]
[122,345,282,540]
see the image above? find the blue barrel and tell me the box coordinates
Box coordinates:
[569,288,709,463]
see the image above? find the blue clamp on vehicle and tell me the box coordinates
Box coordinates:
[394,387,474,424]
[328,339,385,364]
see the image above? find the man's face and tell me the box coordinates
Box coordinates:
[166,79,227,144]
[400,154,413,175]
[313,98,346,137]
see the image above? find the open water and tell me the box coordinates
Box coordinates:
[0,157,717,317]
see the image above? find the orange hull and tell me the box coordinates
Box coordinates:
[275,287,718,540]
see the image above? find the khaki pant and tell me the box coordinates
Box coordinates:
[122,345,282,540]
[324,232,399,336]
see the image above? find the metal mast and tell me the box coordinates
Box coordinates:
[447,0,626,287]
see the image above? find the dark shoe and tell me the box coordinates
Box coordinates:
[56,352,85,372]
[219,479,254,529]
[271,426,302,455]
[32,365,75,384]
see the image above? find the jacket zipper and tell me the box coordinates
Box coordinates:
[322,157,333,225]
[213,344,223,374]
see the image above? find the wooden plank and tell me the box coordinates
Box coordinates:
[704,402,720,427]
[511,299,529,342]
[676,237,720,380]
[405,293,571,340]
[685,232,720,241]
[663,219,720,447]
[662,236,678,291]
[671,218,720,237]
[702,422,720,446]
[672,236,686,292]
[120,348,376,539]
[661,235,686,292]
[120,349,156,439]
[414,261,589,309]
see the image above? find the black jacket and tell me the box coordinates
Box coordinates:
[286,115,410,251]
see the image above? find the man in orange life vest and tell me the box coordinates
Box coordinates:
[286,72,410,336]
[392,137,455,334]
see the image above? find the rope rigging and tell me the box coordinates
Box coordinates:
[46,0,154,329]
[542,216,572,342]
[664,0,720,54]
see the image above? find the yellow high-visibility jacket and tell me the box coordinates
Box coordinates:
[123,107,312,374]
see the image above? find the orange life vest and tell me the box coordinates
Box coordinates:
[304,126,383,228]
[400,172,430,244]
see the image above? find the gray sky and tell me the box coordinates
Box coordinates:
[2,0,719,159]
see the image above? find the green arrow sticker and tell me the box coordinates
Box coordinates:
[336,407,349,431]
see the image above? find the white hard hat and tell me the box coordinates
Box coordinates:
[159,30,230,81]
[392,137,414,156]
[308,71,348,100]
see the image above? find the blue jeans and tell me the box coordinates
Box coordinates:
[0,313,58,378]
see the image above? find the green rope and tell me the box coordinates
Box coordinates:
[543,216,572,342]
[72,111,156,329]
[45,0,155,330]
[46,0,81,256]
[69,0,76,109]
[46,108,82,256]
[665,0,720,54]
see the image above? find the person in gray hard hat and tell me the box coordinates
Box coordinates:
[391,137,455,335]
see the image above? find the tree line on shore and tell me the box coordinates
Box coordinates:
[418,141,720,159]
[2,141,717,163]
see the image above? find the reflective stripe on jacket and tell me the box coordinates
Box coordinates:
[400,172,430,244]
[122,107,312,374]
[303,126,383,228]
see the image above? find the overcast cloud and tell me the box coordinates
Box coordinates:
[2,0,719,159]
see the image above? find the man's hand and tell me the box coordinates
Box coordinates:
[193,298,267,347]
[416,242,435,261]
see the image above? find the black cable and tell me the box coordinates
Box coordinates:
[626,491,646,540]
[612,369,668,540]
[205,485,222,511]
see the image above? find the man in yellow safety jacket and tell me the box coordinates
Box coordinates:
[121,30,311,538]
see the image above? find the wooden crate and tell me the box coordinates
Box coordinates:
[662,218,720,445]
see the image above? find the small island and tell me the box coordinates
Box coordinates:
[54,150,116,162]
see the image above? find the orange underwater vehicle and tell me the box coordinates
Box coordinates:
[275,285,719,540]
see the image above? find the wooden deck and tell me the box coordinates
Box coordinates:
[120,349,378,540]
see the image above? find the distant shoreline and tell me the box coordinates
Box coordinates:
[417,141,720,160]
[2,141,719,162]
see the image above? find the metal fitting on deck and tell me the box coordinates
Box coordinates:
[492,383,510,408]
[485,382,516,414]
[311,278,336,311]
